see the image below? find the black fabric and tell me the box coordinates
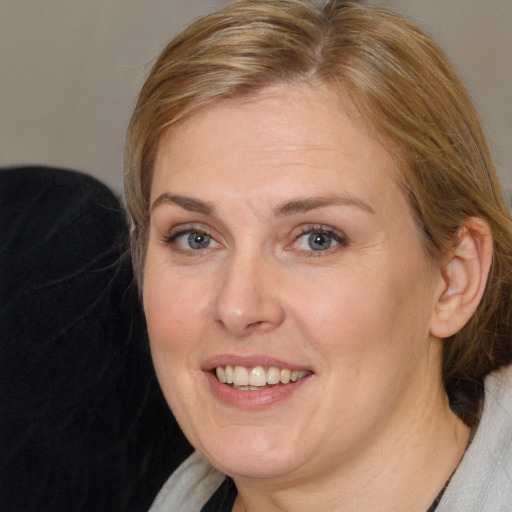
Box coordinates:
[0,166,193,511]
[199,477,443,512]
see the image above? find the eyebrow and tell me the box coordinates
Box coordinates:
[150,192,375,217]
[274,195,375,216]
[151,193,218,215]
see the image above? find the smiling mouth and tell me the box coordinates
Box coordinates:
[214,365,312,390]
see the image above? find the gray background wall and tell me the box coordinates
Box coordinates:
[1,1,510,194]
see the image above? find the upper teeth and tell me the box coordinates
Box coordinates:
[215,365,309,387]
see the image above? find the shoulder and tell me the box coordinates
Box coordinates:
[149,452,226,512]
[438,364,512,511]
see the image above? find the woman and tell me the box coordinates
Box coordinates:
[124,1,512,510]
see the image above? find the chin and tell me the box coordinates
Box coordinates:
[197,425,306,480]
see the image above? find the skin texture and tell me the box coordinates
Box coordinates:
[143,83,473,511]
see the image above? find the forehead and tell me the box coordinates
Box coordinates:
[151,83,401,209]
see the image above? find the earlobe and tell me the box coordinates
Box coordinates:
[430,218,493,339]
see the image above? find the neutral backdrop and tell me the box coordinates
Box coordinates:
[1,0,510,194]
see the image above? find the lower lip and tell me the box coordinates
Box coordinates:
[204,371,312,409]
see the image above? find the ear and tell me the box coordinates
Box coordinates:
[430,217,493,339]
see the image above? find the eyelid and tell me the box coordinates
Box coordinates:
[163,223,212,242]
[289,224,349,253]
[160,223,223,254]
[158,222,348,255]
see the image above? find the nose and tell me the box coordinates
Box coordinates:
[212,252,285,337]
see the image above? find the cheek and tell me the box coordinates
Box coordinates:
[143,264,212,372]
[288,265,429,370]
[143,271,210,420]
[289,270,394,341]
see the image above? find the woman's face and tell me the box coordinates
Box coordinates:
[144,83,445,483]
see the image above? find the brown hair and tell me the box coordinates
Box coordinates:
[124,0,512,425]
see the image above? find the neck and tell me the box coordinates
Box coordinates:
[232,393,470,512]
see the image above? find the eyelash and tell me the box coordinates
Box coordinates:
[162,225,218,255]
[291,224,349,255]
[161,224,349,256]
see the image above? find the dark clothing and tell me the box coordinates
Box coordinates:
[0,167,192,511]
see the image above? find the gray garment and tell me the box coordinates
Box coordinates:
[150,365,512,512]
[437,365,512,511]
[149,451,224,512]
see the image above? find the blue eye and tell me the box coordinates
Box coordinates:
[166,229,219,251]
[294,229,346,252]
[186,232,212,249]
[307,233,334,251]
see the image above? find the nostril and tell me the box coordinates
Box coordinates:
[247,320,265,331]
